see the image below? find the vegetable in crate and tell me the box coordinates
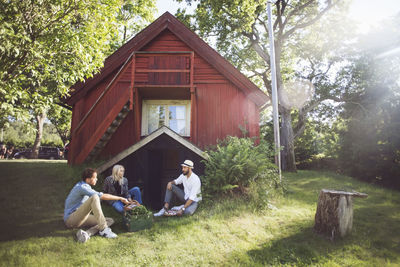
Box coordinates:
[123,205,153,232]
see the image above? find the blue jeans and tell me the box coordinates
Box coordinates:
[164,185,198,215]
[112,187,142,213]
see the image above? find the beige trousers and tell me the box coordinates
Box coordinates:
[65,194,114,236]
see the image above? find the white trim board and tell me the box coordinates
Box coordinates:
[96,125,207,174]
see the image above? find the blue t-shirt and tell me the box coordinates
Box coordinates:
[63,181,103,222]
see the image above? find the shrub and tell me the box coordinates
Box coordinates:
[202,136,281,203]
[246,169,285,211]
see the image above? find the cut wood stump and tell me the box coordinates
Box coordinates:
[314,189,368,240]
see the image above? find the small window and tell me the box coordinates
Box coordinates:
[142,100,191,136]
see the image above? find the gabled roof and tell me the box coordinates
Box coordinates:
[65,12,269,107]
[96,126,207,174]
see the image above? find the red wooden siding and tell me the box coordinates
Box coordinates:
[196,82,259,149]
[142,30,192,51]
[68,28,263,163]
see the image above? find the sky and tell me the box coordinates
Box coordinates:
[349,0,400,32]
[156,0,195,17]
[156,0,400,33]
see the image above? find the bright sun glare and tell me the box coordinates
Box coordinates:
[349,0,400,33]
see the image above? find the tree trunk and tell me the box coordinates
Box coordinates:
[31,111,46,159]
[314,190,367,240]
[280,107,297,171]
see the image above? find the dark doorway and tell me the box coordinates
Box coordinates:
[147,148,180,209]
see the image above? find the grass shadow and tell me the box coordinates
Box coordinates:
[0,161,81,242]
[245,226,328,266]
[0,217,71,242]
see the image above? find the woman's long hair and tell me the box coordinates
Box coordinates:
[111,165,124,185]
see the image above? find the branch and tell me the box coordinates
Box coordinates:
[242,31,271,65]
[284,0,315,23]
[274,0,286,39]
[257,17,269,34]
[282,0,335,41]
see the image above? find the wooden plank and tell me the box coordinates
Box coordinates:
[135,51,192,55]
[74,90,130,164]
[321,189,368,198]
[134,87,141,143]
[136,68,190,73]
[189,51,197,144]
[134,84,191,88]
[194,80,228,84]
[129,56,135,110]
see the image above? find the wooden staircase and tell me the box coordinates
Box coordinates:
[85,103,131,162]
[69,52,136,165]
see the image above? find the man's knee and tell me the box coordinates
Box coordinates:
[89,194,101,206]
[170,184,179,191]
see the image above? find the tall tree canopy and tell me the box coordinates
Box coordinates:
[1,0,117,116]
[176,0,353,171]
[0,0,156,157]
[337,14,400,188]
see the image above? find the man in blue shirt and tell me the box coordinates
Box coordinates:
[64,168,130,243]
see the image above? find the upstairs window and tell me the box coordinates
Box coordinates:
[141,100,191,136]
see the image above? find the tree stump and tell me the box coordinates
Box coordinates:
[314,189,368,240]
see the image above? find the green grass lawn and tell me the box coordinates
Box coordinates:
[0,160,399,266]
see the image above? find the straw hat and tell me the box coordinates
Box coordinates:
[181,159,194,169]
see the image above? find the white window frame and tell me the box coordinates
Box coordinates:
[141,100,191,136]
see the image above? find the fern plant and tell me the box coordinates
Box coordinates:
[202,136,278,199]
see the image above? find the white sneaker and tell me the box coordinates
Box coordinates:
[76,229,90,243]
[99,227,117,238]
[153,208,166,217]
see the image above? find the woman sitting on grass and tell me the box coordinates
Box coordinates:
[103,165,142,213]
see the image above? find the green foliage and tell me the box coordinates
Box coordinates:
[0,0,119,115]
[2,120,63,148]
[47,104,72,145]
[109,0,156,50]
[246,169,285,211]
[294,116,344,164]
[202,136,279,200]
[338,54,400,189]
[125,205,151,217]
[0,0,155,121]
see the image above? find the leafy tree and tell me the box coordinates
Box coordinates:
[338,53,400,188]
[110,0,156,50]
[0,0,118,156]
[0,0,122,115]
[176,0,354,171]
[47,104,72,146]
[2,120,63,148]
[0,0,156,157]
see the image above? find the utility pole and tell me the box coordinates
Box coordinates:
[267,0,282,182]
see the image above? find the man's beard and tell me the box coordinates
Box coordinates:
[182,169,189,175]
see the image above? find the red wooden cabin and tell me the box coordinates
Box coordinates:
[64,12,269,208]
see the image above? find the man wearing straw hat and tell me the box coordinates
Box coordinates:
[154,159,202,216]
